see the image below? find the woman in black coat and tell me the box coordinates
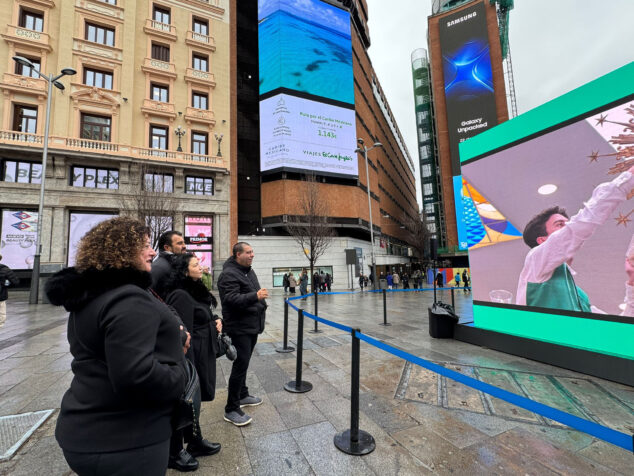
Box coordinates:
[165,253,223,467]
[45,217,187,476]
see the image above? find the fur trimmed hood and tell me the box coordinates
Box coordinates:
[45,266,152,312]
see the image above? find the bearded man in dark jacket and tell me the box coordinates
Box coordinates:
[217,242,268,426]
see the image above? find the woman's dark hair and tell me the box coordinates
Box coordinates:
[522,206,569,248]
[171,253,198,280]
[75,217,150,271]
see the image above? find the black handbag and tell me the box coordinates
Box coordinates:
[173,359,201,435]
[216,332,237,361]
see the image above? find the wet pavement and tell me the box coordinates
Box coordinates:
[0,288,633,475]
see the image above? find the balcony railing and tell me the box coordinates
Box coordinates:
[141,99,176,119]
[185,68,215,87]
[184,107,215,125]
[1,73,47,94]
[143,18,177,41]
[185,30,216,51]
[3,25,51,50]
[141,57,177,78]
[0,130,226,169]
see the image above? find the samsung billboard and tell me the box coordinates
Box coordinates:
[258,0,356,177]
[438,1,498,176]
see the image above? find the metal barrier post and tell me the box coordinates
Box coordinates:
[451,287,455,309]
[334,329,375,455]
[284,309,312,393]
[379,289,391,326]
[309,289,322,333]
[276,299,295,353]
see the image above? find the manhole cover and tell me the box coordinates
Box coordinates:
[0,410,54,461]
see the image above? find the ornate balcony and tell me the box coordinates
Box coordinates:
[141,99,176,119]
[185,68,215,87]
[2,25,52,51]
[185,30,216,52]
[0,130,227,170]
[184,107,216,126]
[0,73,47,96]
[141,57,177,78]
[143,18,177,42]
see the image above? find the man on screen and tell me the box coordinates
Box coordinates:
[516,166,634,316]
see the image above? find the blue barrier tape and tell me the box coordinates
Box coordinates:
[368,287,463,293]
[356,331,634,453]
[287,294,313,301]
[302,310,353,333]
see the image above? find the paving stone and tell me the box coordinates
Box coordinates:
[494,427,616,475]
[462,438,558,475]
[447,407,520,437]
[358,392,418,434]
[239,395,288,441]
[245,430,312,475]
[399,363,439,405]
[268,391,327,430]
[443,365,487,414]
[520,424,594,453]
[578,439,634,474]
[476,368,540,423]
[290,421,373,476]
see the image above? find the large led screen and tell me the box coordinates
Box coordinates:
[460,62,634,361]
[1,210,37,270]
[258,0,353,105]
[259,93,357,175]
[258,0,356,177]
[439,1,498,176]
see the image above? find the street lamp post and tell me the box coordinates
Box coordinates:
[355,138,383,290]
[175,126,186,152]
[12,56,76,304]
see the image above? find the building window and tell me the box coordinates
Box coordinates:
[2,160,41,184]
[191,132,208,155]
[151,43,170,62]
[423,183,433,196]
[144,173,173,193]
[85,22,115,47]
[192,54,208,72]
[424,203,435,214]
[193,18,208,36]
[71,166,119,189]
[153,5,171,24]
[13,105,38,133]
[83,68,113,89]
[150,83,169,102]
[192,92,208,110]
[14,57,40,78]
[99,0,116,4]
[149,125,168,152]
[19,9,44,32]
[422,164,432,178]
[185,176,213,195]
[80,114,111,142]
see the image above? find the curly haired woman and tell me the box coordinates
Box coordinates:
[45,217,187,476]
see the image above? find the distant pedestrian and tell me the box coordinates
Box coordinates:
[454,272,461,288]
[325,273,332,291]
[392,272,400,289]
[436,272,444,288]
[319,271,326,292]
[282,273,289,294]
[402,273,409,289]
[313,272,320,293]
[0,255,19,328]
[386,272,393,290]
[152,230,187,298]
[299,270,308,299]
[462,270,470,293]
[288,273,297,294]
[358,273,365,291]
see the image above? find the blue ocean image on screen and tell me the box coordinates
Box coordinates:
[443,39,493,100]
[258,0,353,105]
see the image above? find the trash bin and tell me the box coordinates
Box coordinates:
[428,302,459,338]
[379,278,387,290]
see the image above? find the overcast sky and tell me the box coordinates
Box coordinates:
[364,0,634,207]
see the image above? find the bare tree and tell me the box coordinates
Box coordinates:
[401,210,431,261]
[286,174,336,292]
[119,163,180,249]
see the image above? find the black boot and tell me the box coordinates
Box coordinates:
[187,438,221,457]
[168,449,199,472]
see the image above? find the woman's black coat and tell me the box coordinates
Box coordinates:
[44,267,186,453]
[165,277,220,401]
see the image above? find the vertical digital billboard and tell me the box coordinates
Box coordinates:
[258,0,357,177]
[438,1,498,176]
